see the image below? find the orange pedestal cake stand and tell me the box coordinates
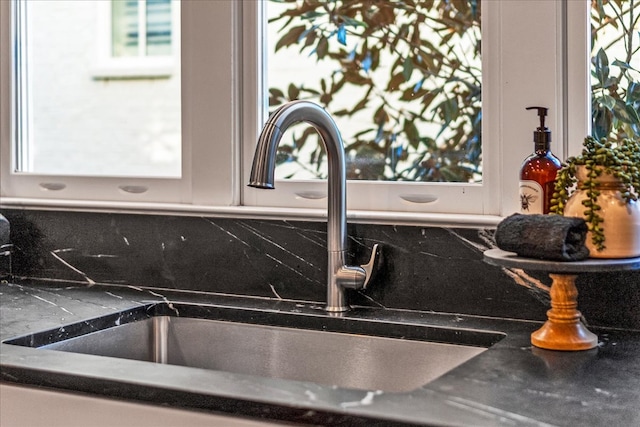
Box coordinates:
[484,248,640,351]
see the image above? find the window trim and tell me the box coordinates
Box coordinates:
[564,0,591,157]
[241,0,583,216]
[241,1,489,215]
[1,0,589,226]
[1,0,239,205]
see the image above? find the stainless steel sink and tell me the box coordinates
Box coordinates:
[5,304,503,392]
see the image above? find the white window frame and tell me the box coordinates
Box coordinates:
[242,0,589,218]
[0,0,237,206]
[0,0,590,227]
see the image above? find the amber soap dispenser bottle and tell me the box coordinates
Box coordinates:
[519,106,561,214]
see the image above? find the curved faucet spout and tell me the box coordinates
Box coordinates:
[248,101,346,254]
[248,101,377,312]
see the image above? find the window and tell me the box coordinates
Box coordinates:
[589,0,639,142]
[266,1,482,184]
[243,1,583,216]
[4,0,181,184]
[93,0,178,78]
[256,1,483,214]
[1,1,593,223]
[112,0,172,57]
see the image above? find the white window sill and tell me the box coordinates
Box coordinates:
[91,58,176,79]
[0,197,503,228]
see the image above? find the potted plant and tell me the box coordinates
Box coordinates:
[550,136,640,258]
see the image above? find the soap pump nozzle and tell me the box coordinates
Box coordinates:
[526,106,551,150]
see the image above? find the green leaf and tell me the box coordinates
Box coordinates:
[403,119,420,148]
[315,36,329,59]
[595,0,606,22]
[420,91,438,110]
[603,76,618,89]
[626,104,640,125]
[268,88,285,106]
[440,98,459,124]
[374,105,389,125]
[627,82,640,104]
[269,87,285,99]
[300,86,320,96]
[287,84,300,100]
[351,97,369,114]
[402,57,414,81]
[296,127,316,150]
[275,25,307,51]
[592,106,611,140]
[597,94,616,110]
[341,16,367,28]
[593,48,610,87]
[353,128,376,138]
[343,70,372,85]
[614,101,640,124]
[301,29,318,49]
[612,59,638,72]
[387,73,406,91]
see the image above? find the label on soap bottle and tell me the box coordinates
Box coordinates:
[519,180,544,214]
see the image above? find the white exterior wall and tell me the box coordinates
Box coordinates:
[27,0,181,177]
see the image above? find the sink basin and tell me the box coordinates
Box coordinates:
[5,303,503,392]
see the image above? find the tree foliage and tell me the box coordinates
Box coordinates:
[268,0,481,182]
[591,0,640,142]
[267,0,638,182]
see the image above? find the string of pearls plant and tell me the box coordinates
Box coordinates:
[550,137,640,251]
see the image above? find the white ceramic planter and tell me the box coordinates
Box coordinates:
[563,166,640,258]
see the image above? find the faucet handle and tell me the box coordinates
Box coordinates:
[361,244,380,290]
[335,244,380,291]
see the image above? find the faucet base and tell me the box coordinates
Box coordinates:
[324,304,350,313]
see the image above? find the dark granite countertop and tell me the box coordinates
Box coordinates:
[1,279,639,426]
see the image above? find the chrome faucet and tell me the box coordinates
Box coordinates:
[248,100,379,312]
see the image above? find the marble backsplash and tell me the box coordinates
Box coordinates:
[1,209,638,330]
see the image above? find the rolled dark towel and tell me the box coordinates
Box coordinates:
[495,213,590,261]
